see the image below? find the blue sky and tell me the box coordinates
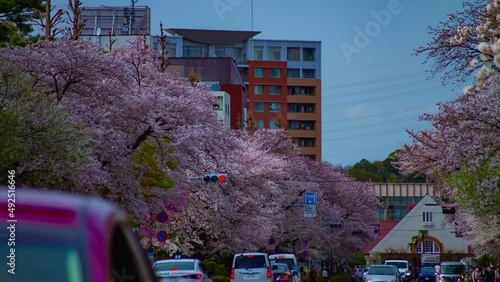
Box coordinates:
[63,0,469,167]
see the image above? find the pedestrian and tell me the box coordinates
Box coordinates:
[485,266,495,282]
[435,264,441,274]
[494,266,500,282]
[310,266,317,282]
[323,268,329,281]
[472,267,481,282]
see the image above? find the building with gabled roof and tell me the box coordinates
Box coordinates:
[368,194,472,267]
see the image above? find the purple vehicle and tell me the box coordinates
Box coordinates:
[0,187,157,282]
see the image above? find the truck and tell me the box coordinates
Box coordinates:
[421,254,440,268]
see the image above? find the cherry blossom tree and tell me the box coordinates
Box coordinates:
[413,0,488,85]
[399,0,500,256]
[397,77,500,255]
[2,37,379,260]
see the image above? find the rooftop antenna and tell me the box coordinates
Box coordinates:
[251,0,254,31]
[130,0,138,34]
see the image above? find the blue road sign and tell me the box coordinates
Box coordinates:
[269,237,275,245]
[157,211,168,223]
[156,230,168,242]
[304,192,317,205]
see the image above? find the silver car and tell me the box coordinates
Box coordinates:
[153,258,211,282]
[364,265,401,282]
[231,252,273,282]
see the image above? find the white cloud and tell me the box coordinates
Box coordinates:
[346,104,367,118]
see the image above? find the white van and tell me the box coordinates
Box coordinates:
[269,254,300,282]
[231,252,273,282]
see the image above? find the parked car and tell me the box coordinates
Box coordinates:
[363,267,370,281]
[0,187,157,282]
[418,266,437,282]
[271,263,293,282]
[365,264,402,282]
[436,261,466,282]
[353,267,366,282]
[385,260,411,282]
[153,258,211,282]
[230,252,273,282]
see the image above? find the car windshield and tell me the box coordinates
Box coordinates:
[0,225,86,282]
[235,255,267,269]
[369,266,397,275]
[273,258,295,270]
[440,265,464,274]
[386,262,408,268]
[421,267,436,274]
[155,261,195,271]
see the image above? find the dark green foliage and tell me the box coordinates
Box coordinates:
[203,259,229,282]
[0,0,44,47]
[0,61,90,188]
[347,151,426,183]
[348,252,367,267]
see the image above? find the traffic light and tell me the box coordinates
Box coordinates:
[202,173,228,184]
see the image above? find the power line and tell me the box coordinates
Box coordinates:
[322,104,437,123]
[323,116,422,133]
[323,145,397,157]
[323,71,427,89]
[323,80,443,99]
[323,125,427,142]
[322,86,444,108]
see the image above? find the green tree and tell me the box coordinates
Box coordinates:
[0,0,44,47]
[0,62,90,188]
[348,152,426,183]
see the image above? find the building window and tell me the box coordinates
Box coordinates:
[302,69,316,78]
[423,211,433,222]
[232,47,244,64]
[215,47,226,57]
[288,120,315,130]
[254,102,264,112]
[183,46,202,57]
[254,68,263,77]
[287,47,300,61]
[268,47,281,60]
[294,138,315,148]
[303,48,315,61]
[253,46,263,60]
[287,86,315,95]
[269,68,281,78]
[256,120,265,129]
[254,85,263,95]
[269,85,281,95]
[269,103,282,112]
[287,68,300,78]
[166,43,177,57]
[416,241,440,254]
[288,103,315,113]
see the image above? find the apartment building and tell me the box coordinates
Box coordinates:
[79,7,322,161]
[164,28,322,161]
